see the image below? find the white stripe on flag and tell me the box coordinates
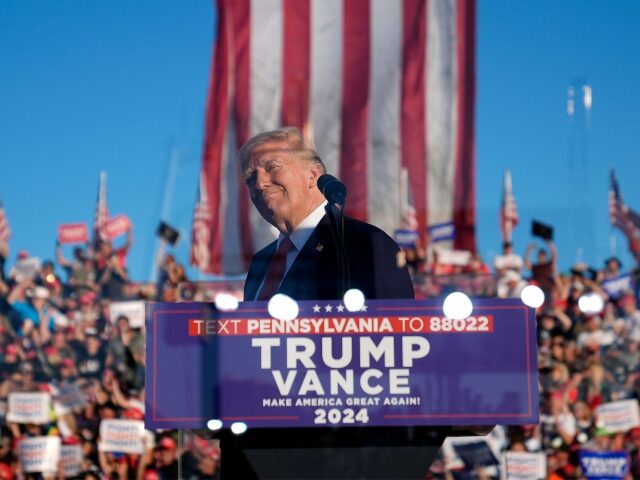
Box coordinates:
[310,0,343,176]
[368,0,402,234]
[249,0,283,251]
[426,0,458,227]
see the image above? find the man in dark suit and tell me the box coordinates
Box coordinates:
[215,128,451,479]
[240,126,414,302]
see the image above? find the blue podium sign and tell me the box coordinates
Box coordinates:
[145,298,539,429]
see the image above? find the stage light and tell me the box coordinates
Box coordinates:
[268,294,299,321]
[343,289,365,312]
[214,293,239,311]
[230,422,248,435]
[520,285,545,308]
[206,419,223,431]
[442,292,473,320]
[578,292,604,315]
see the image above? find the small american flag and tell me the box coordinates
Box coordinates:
[609,170,640,258]
[190,172,213,272]
[93,171,109,245]
[0,201,10,244]
[500,169,518,242]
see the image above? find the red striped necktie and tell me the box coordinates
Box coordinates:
[257,236,295,300]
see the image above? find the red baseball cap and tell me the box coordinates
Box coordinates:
[123,408,144,421]
[143,470,160,480]
[0,462,13,480]
[158,436,177,450]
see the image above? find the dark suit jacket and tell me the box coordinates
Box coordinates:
[244,215,414,301]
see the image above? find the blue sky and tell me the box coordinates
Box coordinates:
[1,0,639,281]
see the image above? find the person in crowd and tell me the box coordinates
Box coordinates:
[493,241,523,276]
[524,239,558,298]
[94,227,133,272]
[56,243,99,296]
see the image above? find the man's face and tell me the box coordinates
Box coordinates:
[243,140,321,233]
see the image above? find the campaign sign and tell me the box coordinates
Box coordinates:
[105,214,131,239]
[61,444,83,477]
[109,301,145,328]
[145,298,539,429]
[99,419,145,454]
[428,222,456,242]
[505,452,546,480]
[596,399,640,433]
[18,436,61,473]
[53,382,86,415]
[579,451,628,479]
[600,274,633,300]
[394,229,419,248]
[7,392,51,424]
[58,223,89,244]
[450,439,499,469]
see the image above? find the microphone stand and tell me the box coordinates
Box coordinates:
[324,201,350,296]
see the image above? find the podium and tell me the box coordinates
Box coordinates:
[146,299,539,478]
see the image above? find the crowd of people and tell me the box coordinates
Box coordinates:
[0,235,221,480]
[0,230,639,479]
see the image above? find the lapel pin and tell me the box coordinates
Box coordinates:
[316,243,324,252]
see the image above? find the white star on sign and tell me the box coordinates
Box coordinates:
[312,304,321,313]
[336,304,345,312]
[360,305,368,312]
[324,304,333,312]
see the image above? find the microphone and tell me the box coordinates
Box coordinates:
[317,174,347,206]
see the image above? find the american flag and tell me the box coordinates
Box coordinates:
[196,0,476,274]
[190,172,213,272]
[0,201,10,244]
[609,170,640,258]
[93,171,109,245]
[499,169,518,242]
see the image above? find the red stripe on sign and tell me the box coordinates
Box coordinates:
[401,0,428,247]
[340,0,370,221]
[453,0,476,252]
[201,0,232,273]
[282,0,310,133]
[188,320,204,336]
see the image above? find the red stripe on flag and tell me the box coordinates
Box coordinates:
[282,0,310,133]
[201,0,232,273]
[453,0,476,252]
[340,0,370,221]
[229,0,253,269]
[401,0,427,247]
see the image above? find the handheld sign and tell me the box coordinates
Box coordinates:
[109,301,146,329]
[579,450,629,479]
[18,436,61,473]
[61,444,83,477]
[505,452,546,480]
[596,399,640,433]
[156,221,180,246]
[145,298,539,429]
[7,392,51,424]
[58,223,89,244]
[105,214,131,239]
[99,419,145,454]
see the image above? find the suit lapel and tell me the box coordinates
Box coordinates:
[245,241,277,301]
[279,215,334,297]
